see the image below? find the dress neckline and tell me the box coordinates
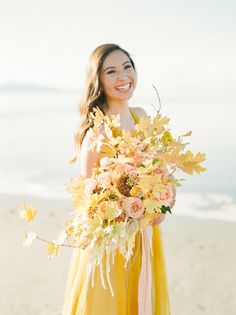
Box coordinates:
[106,107,139,132]
[129,107,139,124]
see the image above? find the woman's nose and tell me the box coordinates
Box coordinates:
[117,71,129,80]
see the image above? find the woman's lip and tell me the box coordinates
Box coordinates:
[115,82,131,90]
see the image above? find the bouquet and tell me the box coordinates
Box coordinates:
[19,103,206,301]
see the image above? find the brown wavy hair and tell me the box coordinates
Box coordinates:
[69,43,137,164]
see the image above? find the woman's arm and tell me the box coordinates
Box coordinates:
[79,132,100,178]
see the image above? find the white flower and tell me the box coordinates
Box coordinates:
[100,157,113,167]
[22,230,36,247]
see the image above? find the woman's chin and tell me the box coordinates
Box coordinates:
[114,91,134,100]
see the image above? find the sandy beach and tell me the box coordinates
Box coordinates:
[1,193,235,315]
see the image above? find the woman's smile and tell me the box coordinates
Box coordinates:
[115,82,132,93]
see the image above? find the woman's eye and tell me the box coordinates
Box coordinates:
[106,65,131,74]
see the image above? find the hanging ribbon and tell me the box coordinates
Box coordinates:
[138,225,153,315]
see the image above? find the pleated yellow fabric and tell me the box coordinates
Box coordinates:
[61,108,171,315]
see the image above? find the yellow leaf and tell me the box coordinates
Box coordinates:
[180,151,207,175]
[161,130,174,146]
[152,114,170,134]
[136,115,152,132]
[99,143,117,158]
[19,203,37,222]
[111,126,122,138]
[89,107,105,127]
[181,130,192,137]
[65,177,88,210]
[45,243,60,259]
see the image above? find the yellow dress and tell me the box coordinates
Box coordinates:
[62,108,171,315]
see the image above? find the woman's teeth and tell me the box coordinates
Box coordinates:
[116,83,131,91]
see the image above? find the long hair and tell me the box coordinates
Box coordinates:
[69,43,137,164]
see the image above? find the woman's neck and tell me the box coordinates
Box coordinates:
[104,101,135,131]
[105,101,130,116]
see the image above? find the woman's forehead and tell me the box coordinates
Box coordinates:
[102,50,130,69]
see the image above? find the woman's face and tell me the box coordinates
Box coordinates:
[99,49,137,102]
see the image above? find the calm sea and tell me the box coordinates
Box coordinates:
[1,92,235,222]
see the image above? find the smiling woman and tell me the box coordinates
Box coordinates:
[68,45,138,164]
[62,43,171,315]
[100,53,136,100]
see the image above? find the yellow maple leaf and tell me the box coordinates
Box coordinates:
[136,115,152,132]
[99,143,117,158]
[45,243,60,259]
[152,114,170,134]
[65,177,87,210]
[179,151,207,175]
[19,203,37,222]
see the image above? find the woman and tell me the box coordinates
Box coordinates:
[62,43,175,315]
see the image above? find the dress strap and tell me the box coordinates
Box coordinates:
[129,107,140,124]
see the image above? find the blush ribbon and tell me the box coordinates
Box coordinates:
[138,225,153,315]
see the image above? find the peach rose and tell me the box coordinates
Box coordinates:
[124,164,136,176]
[155,186,173,207]
[122,197,145,219]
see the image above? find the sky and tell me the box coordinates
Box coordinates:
[1,0,235,100]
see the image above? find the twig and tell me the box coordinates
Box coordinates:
[168,169,176,177]
[152,84,162,113]
[36,236,79,248]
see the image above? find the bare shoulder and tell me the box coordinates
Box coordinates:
[131,106,149,118]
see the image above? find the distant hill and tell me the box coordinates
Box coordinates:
[0,82,80,93]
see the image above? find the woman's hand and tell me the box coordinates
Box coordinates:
[152,213,166,227]
[152,184,176,227]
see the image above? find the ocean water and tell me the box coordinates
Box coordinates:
[1,92,235,222]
